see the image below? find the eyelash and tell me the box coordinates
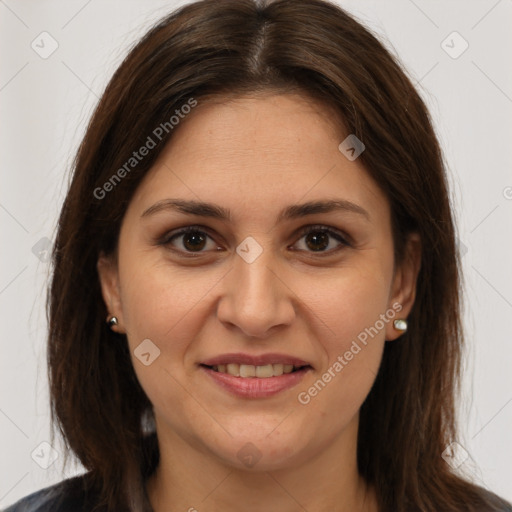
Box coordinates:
[157,224,351,258]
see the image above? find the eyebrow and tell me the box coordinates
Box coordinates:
[141,198,371,223]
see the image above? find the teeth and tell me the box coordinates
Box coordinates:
[226,363,239,376]
[273,364,284,376]
[211,363,304,378]
[255,364,272,378]
[240,364,256,377]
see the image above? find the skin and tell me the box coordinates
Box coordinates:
[97,92,421,512]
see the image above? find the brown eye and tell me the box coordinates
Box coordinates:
[304,231,330,251]
[161,227,218,254]
[293,225,350,254]
[181,231,207,251]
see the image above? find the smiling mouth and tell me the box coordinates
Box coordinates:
[200,363,311,378]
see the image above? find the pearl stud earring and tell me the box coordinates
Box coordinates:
[107,315,118,328]
[393,319,407,332]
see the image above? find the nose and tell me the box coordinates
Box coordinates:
[216,241,296,339]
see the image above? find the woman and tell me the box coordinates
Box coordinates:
[3,0,511,511]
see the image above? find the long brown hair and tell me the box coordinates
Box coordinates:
[47,1,510,511]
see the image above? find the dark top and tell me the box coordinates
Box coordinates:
[1,472,153,512]
[2,474,104,512]
[3,473,511,511]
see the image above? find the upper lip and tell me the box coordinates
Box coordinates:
[200,353,312,368]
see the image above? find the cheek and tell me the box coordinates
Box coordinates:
[120,262,205,339]
[117,261,215,409]
[292,258,391,415]
[296,257,392,346]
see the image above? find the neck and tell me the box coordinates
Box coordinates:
[146,415,378,512]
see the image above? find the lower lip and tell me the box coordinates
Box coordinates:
[200,365,311,398]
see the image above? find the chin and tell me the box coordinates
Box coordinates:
[204,431,308,472]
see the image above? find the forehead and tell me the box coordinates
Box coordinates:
[125,93,388,224]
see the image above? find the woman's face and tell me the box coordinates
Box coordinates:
[98,93,420,471]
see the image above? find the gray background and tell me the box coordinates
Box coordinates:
[1,0,511,507]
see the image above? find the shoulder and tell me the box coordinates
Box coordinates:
[467,484,512,512]
[480,487,512,512]
[1,473,105,512]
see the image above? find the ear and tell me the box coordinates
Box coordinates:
[385,232,421,341]
[97,251,125,333]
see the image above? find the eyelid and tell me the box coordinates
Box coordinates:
[157,223,352,256]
